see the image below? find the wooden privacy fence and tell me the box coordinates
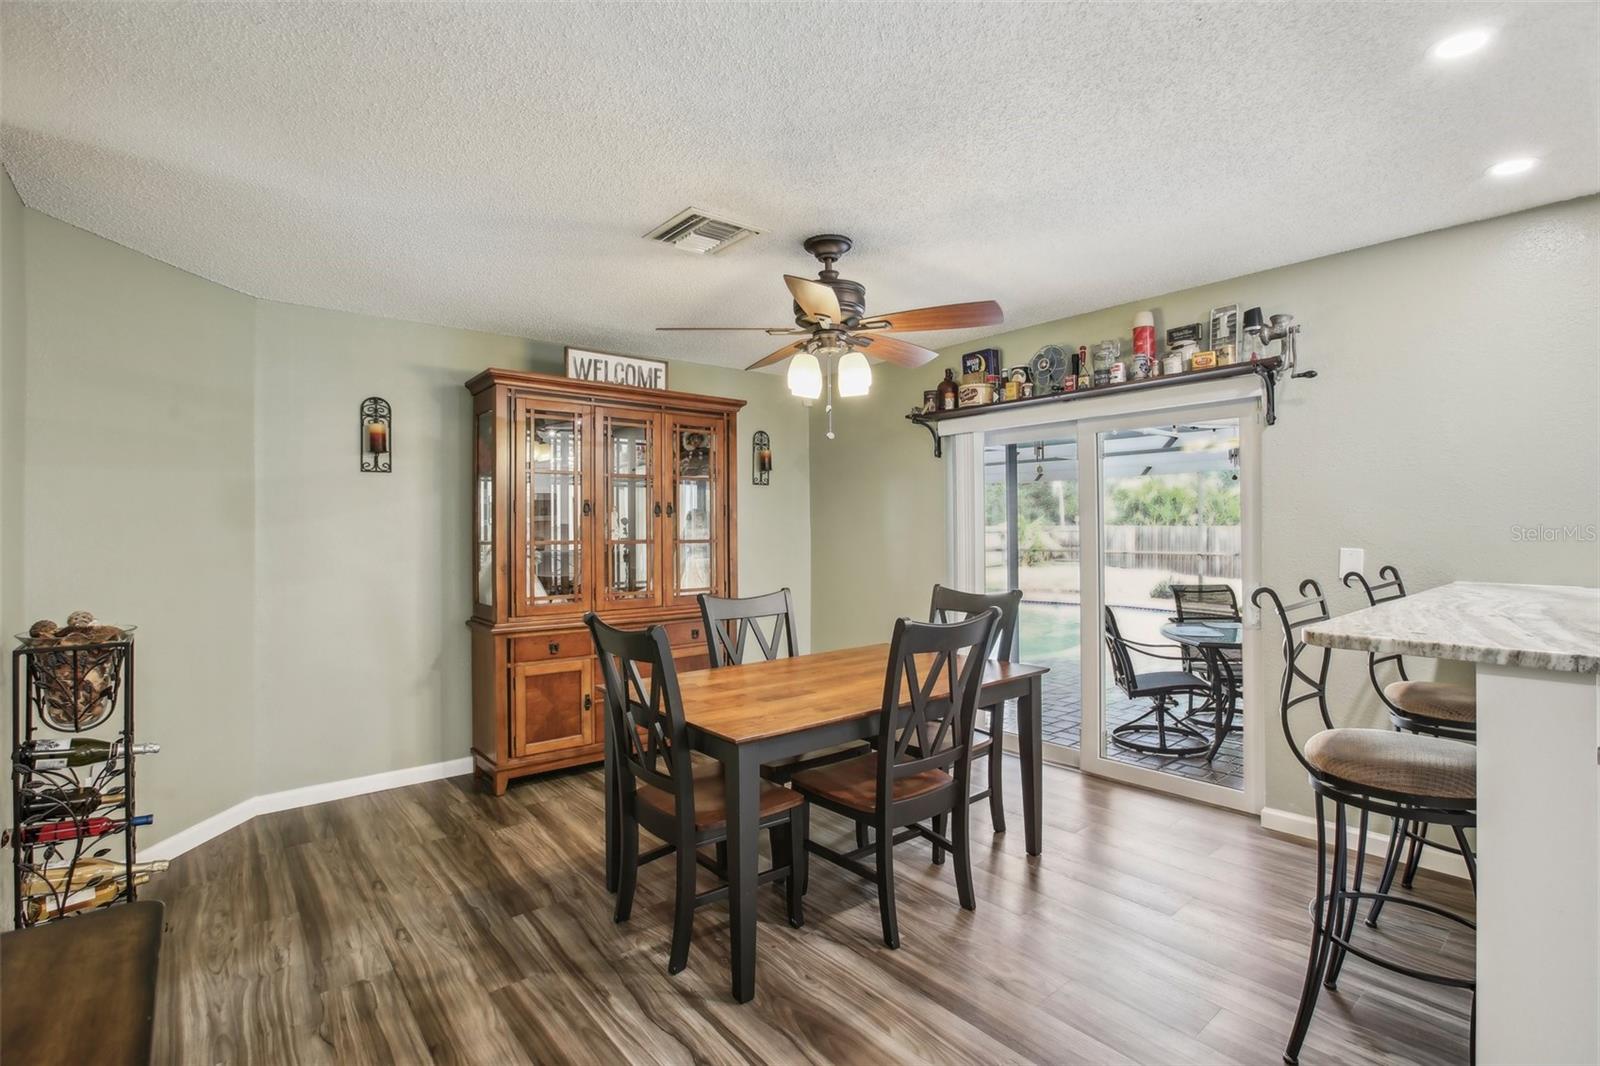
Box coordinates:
[985,524,1242,580]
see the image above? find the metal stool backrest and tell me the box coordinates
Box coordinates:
[928,585,1021,662]
[1250,581,1335,780]
[1341,565,1409,680]
[697,589,798,667]
[1172,584,1242,623]
[874,610,999,817]
[1341,566,1472,739]
[1103,606,1140,699]
[586,613,694,821]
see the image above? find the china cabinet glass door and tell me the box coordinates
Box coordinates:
[665,416,723,607]
[596,408,662,608]
[511,398,589,618]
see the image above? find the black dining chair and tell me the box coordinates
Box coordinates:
[927,585,1021,854]
[1252,581,1475,1064]
[1103,606,1217,759]
[698,589,869,784]
[790,609,998,949]
[1342,565,1477,925]
[587,612,808,976]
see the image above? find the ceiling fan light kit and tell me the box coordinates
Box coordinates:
[657,232,1004,440]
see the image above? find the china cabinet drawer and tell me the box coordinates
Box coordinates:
[511,629,593,662]
[662,620,708,648]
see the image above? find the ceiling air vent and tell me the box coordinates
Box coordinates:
[645,208,759,255]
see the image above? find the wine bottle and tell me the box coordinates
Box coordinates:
[21,861,167,897]
[23,875,152,922]
[16,738,159,770]
[22,814,152,844]
[19,787,125,819]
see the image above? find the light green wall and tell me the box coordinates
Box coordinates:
[810,194,1600,816]
[18,208,259,841]
[2,170,26,925]
[10,204,814,848]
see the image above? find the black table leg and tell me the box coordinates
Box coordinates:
[1019,675,1043,856]
[723,744,760,1003]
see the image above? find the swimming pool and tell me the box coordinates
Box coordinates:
[1017,601,1081,661]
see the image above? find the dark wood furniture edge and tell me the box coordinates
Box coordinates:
[1,900,165,1064]
[467,367,748,413]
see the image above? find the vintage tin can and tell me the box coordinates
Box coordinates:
[957,382,993,407]
[1109,362,1127,385]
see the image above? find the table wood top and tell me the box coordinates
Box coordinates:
[676,642,1048,745]
[1,900,164,1064]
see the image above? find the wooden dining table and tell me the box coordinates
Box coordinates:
[603,642,1049,1003]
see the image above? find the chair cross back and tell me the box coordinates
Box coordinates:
[928,585,1021,662]
[1251,580,1334,778]
[698,589,797,667]
[877,610,998,800]
[587,614,687,798]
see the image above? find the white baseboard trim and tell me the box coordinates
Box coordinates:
[141,756,473,862]
[1259,806,1469,880]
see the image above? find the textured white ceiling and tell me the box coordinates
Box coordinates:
[3,2,1596,369]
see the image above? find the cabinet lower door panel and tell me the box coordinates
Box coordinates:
[510,658,594,759]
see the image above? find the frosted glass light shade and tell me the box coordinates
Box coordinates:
[837,351,872,397]
[787,350,823,399]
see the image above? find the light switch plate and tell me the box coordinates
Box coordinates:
[1339,547,1365,579]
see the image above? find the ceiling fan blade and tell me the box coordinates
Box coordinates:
[656,326,807,335]
[859,300,1004,332]
[853,334,941,368]
[784,275,842,324]
[745,339,809,372]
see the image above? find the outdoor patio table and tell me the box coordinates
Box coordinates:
[1159,619,1243,761]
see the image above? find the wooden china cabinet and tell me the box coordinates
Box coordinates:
[466,368,744,794]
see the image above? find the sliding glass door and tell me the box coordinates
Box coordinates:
[962,398,1261,811]
[1092,418,1244,792]
[983,438,1081,760]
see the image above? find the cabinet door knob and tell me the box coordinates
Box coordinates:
[666,502,675,518]
[690,628,699,639]
[581,500,592,516]
[653,502,662,517]
[584,693,592,710]
[548,642,560,655]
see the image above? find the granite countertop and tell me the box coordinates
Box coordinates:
[1303,581,1600,674]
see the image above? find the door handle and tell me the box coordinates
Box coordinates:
[582,500,592,516]
[653,502,662,517]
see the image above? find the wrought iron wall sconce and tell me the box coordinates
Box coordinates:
[361,397,392,473]
[752,430,771,485]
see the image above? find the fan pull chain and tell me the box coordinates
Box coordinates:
[825,351,836,440]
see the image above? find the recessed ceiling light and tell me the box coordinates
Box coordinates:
[1487,157,1538,178]
[1431,28,1493,60]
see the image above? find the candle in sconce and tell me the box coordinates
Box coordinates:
[367,420,389,455]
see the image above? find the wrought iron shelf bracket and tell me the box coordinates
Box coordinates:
[903,357,1292,457]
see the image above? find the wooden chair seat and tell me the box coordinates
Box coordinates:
[790,754,954,814]
[637,774,804,830]
[1383,680,1476,723]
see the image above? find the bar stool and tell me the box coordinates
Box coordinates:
[1253,581,1476,1065]
[1343,566,1476,920]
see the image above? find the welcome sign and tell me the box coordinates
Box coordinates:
[565,347,668,391]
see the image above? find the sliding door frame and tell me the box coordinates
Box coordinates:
[943,380,1267,815]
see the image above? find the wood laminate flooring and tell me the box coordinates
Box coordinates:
[146,761,1474,1065]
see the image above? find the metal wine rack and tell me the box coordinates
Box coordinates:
[8,632,141,927]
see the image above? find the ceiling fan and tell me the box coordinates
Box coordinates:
[657,234,1002,436]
